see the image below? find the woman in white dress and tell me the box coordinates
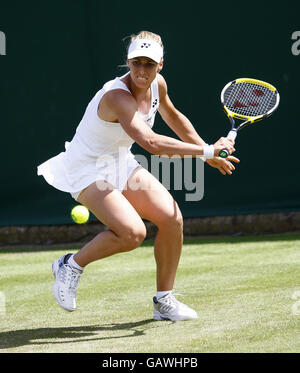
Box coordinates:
[38,31,238,321]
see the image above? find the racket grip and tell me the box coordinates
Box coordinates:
[219,130,237,158]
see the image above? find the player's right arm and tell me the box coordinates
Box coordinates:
[99,90,235,158]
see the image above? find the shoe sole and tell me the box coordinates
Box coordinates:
[153,309,198,321]
[52,259,75,312]
[153,309,179,321]
[153,310,167,321]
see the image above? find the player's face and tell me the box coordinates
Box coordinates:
[127,57,162,88]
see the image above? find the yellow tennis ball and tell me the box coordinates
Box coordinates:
[71,205,89,224]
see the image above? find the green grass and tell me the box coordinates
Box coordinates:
[0,233,300,353]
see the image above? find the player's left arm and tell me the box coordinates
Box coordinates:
[157,74,206,146]
[157,74,239,175]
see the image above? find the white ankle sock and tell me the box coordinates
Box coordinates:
[156,290,172,299]
[68,254,83,272]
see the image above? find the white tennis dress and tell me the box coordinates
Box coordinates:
[37,72,160,200]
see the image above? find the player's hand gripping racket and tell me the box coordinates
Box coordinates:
[219,78,280,158]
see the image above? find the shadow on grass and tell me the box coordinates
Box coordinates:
[0,318,160,350]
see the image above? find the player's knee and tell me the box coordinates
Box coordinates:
[157,204,183,232]
[171,209,183,232]
[120,224,146,252]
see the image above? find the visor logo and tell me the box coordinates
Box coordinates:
[141,42,151,48]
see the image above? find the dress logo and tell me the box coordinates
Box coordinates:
[152,98,158,108]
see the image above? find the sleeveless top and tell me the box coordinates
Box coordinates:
[37,72,160,193]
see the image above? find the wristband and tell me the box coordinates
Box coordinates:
[203,144,215,159]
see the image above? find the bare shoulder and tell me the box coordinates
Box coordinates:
[103,89,136,109]
[157,73,168,100]
[98,89,137,122]
[157,73,167,90]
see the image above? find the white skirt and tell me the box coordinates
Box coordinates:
[37,143,141,201]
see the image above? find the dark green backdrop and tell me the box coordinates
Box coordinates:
[1,0,299,226]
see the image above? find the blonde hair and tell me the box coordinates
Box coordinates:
[128,31,164,53]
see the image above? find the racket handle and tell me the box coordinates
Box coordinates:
[219,130,237,158]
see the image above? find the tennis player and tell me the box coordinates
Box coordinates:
[37,31,239,321]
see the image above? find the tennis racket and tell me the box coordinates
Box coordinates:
[219,78,280,158]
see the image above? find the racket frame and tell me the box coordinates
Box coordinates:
[219,78,280,158]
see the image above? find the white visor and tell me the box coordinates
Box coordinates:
[127,38,163,63]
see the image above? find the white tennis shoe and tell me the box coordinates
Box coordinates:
[52,254,82,312]
[153,292,198,321]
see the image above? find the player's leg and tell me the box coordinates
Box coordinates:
[74,180,147,267]
[52,180,146,312]
[122,167,183,291]
[122,167,197,320]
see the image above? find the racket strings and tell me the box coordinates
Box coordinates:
[224,83,277,117]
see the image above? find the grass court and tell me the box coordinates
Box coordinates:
[0,234,299,353]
